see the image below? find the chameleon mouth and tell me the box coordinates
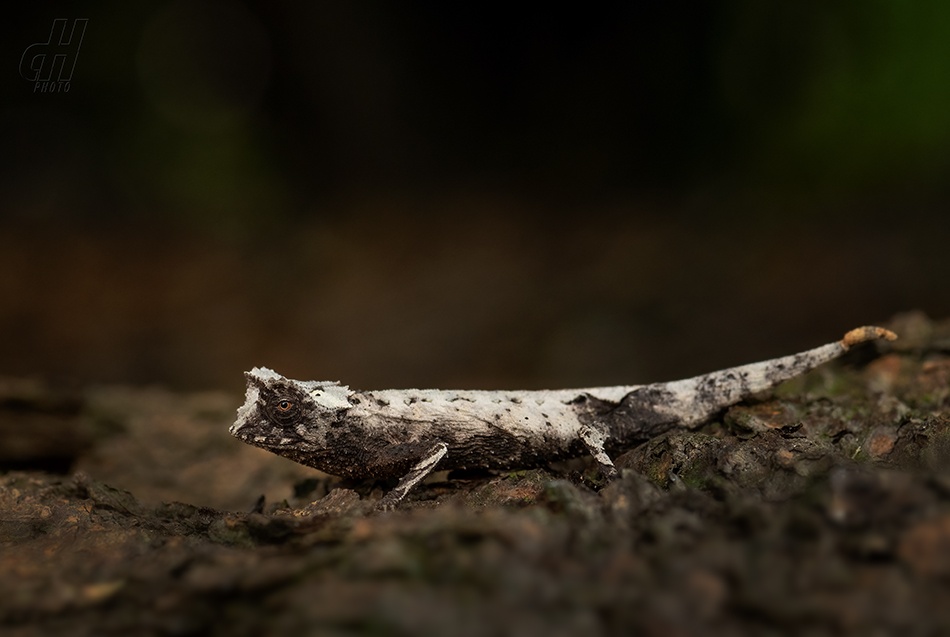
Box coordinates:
[229,419,300,450]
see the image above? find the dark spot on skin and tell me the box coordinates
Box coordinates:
[408,397,418,404]
[578,386,680,446]
[509,397,521,404]
[541,413,548,418]
[763,351,827,386]
[694,369,759,417]
[350,396,361,405]
[494,414,501,420]
[376,398,390,407]
[545,422,552,427]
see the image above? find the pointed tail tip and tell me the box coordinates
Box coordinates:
[840,326,898,350]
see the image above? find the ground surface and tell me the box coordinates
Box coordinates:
[2,311,950,636]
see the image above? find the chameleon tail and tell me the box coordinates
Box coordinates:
[666,326,897,427]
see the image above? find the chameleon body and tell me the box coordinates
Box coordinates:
[230,326,896,507]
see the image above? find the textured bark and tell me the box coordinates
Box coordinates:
[4,314,950,636]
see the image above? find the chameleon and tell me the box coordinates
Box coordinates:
[230,326,896,508]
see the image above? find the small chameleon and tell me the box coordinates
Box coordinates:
[231,326,896,508]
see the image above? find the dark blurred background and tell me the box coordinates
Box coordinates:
[2,1,949,393]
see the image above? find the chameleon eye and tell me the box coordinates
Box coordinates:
[278,400,293,411]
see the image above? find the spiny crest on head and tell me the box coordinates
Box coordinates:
[247,366,285,383]
[245,367,353,411]
[247,367,346,391]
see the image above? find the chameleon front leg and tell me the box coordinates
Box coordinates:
[579,423,618,480]
[375,441,449,510]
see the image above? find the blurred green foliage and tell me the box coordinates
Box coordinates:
[718,1,950,190]
[6,1,949,229]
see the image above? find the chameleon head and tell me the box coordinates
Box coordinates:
[229,367,354,452]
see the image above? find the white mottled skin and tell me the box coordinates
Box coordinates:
[233,342,846,446]
[230,326,896,503]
